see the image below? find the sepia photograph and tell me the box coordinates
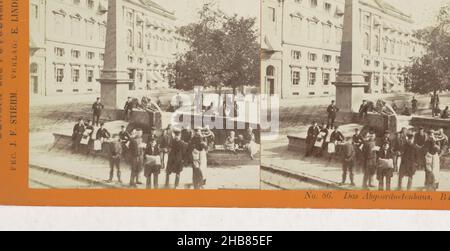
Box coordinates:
[261,0,450,192]
[28,0,261,190]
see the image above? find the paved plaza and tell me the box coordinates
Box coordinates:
[29,97,260,190]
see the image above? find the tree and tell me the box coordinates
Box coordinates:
[406,4,450,100]
[168,3,260,94]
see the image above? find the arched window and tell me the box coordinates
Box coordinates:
[374,35,379,52]
[127,29,133,48]
[266,66,276,96]
[266,66,275,77]
[30,63,38,74]
[137,32,143,49]
[364,32,370,51]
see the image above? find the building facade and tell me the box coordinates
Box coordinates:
[261,0,426,99]
[30,0,185,96]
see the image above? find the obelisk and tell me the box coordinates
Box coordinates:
[98,0,133,110]
[334,0,367,114]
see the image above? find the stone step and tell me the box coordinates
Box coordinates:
[52,121,260,167]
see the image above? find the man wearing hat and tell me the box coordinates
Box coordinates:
[144,133,161,189]
[72,118,86,153]
[362,132,378,189]
[92,97,104,127]
[107,134,123,184]
[340,138,356,186]
[377,142,395,191]
[165,128,187,189]
[129,129,145,187]
[159,125,173,171]
[398,133,417,191]
[326,100,339,129]
[119,125,131,158]
[414,127,428,171]
[124,97,134,121]
[305,121,320,157]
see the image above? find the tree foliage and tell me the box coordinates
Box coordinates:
[168,3,260,93]
[406,4,450,96]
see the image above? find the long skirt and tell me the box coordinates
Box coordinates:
[425,153,440,186]
[192,150,207,188]
[247,141,260,157]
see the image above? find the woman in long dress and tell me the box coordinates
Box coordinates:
[244,128,259,160]
[191,127,208,189]
[425,131,441,191]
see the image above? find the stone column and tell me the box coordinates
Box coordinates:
[333,0,367,113]
[98,0,133,110]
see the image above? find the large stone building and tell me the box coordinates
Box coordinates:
[261,0,426,99]
[30,0,185,96]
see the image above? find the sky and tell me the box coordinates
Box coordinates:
[153,0,448,28]
[386,0,449,27]
[152,0,260,26]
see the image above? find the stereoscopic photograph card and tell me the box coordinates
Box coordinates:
[0,0,450,210]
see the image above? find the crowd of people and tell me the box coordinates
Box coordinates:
[71,97,259,189]
[305,120,449,191]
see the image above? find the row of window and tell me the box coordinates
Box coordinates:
[72,0,98,9]
[54,47,104,61]
[293,0,336,16]
[126,29,178,53]
[53,12,106,42]
[54,67,97,83]
[291,50,340,64]
[289,17,343,45]
[290,70,331,86]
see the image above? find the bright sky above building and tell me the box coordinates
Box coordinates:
[152,0,260,26]
[388,0,449,27]
[154,0,448,28]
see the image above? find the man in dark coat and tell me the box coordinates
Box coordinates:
[353,128,364,167]
[414,128,428,171]
[119,125,130,145]
[144,135,161,189]
[305,122,320,157]
[393,128,408,172]
[96,123,111,141]
[165,129,188,189]
[72,118,86,153]
[107,135,123,184]
[377,143,395,191]
[398,134,417,191]
[124,97,134,121]
[92,97,104,126]
[129,129,144,187]
[362,133,378,189]
[359,100,369,121]
[326,101,339,129]
[340,141,356,186]
[159,125,173,170]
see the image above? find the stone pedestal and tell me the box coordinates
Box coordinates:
[335,81,366,113]
[100,79,131,110]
